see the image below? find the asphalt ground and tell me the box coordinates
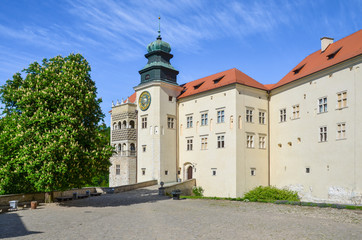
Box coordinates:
[0,186,361,240]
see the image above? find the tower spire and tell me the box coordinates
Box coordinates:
[157,16,162,40]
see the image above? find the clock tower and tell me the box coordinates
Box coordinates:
[134,25,182,183]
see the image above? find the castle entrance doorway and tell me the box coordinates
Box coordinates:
[187,166,193,179]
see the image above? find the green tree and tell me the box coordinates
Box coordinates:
[0,54,112,194]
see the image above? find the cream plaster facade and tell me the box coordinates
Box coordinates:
[270,57,362,204]
[109,31,362,204]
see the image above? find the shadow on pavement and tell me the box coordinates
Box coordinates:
[57,187,171,208]
[0,212,42,239]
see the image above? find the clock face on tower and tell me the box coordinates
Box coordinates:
[139,91,151,111]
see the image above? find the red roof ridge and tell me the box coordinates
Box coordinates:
[178,68,266,99]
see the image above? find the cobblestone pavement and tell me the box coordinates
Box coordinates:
[1,186,361,240]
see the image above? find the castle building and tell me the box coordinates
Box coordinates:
[109,29,362,204]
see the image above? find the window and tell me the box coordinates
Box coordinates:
[246,109,253,123]
[217,135,225,148]
[337,91,347,109]
[165,170,168,175]
[201,113,208,126]
[142,145,146,152]
[187,116,193,128]
[292,105,300,119]
[141,117,147,129]
[213,76,224,84]
[293,64,305,74]
[201,137,208,150]
[187,139,193,151]
[217,110,225,123]
[141,168,146,176]
[250,168,256,176]
[259,136,266,149]
[320,126,327,142]
[337,123,346,139]
[319,97,327,113]
[193,82,204,90]
[259,111,265,124]
[306,168,310,173]
[168,117,175,128]
[280,109,286,122]
[247,134,254,148]
[211,168,217,176]
[169,96,173,101]
[116,165,120,175]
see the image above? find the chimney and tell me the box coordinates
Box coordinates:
[320,37,334,52]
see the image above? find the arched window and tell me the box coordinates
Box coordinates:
[113,123,117,130]
[123,120,127,128]
[118,121,122,129]
[130,143,135,151]
[122,143,126,152]
[129,120,135,128]
[118,144,121,152]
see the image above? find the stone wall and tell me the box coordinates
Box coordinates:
[0,192,45,206]
[164,179,196,196]
[0,180,157,207]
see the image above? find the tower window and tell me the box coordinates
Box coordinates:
[142,168,146,176]
[165,170,168,175]
[142,117,147,129]
[169,96,173,101]
[250,168,256,176]
[116,165,120,175]
[168,117,175,128]
[145,74,150,80]
[211,168,217,176]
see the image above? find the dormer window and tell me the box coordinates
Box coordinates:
[327,47,342,60]
[193,82,204,90]
[293,64,305,75]
[213,76,224,84]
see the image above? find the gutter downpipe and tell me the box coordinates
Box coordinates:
[267,90,271,186]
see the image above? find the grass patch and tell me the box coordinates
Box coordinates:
[243,186,299,202]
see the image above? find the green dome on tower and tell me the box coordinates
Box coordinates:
[147,36,171,53]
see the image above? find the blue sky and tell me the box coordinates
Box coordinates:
[0,0,361,125]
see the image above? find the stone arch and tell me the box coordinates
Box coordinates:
[130,143,135,151]
[123,120,127,128]
[122,143,126,153]
[129,120,135,129]
[183,162,194,180]
[113,122,117,130]
[118,143,121,152]
[118,121,122,129]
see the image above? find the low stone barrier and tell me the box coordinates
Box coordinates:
[0,192,45,206]
[102,180,158,194]
[164,179,196,196]
[0,180,158,207]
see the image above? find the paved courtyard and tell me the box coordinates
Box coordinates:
[0,186,361,240]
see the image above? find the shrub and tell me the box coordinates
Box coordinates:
[243,186,299,202]
[192,186,204,196]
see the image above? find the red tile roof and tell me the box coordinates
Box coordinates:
[273,29,362,89]
[128,92,136,103]
[178,68,267,99]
